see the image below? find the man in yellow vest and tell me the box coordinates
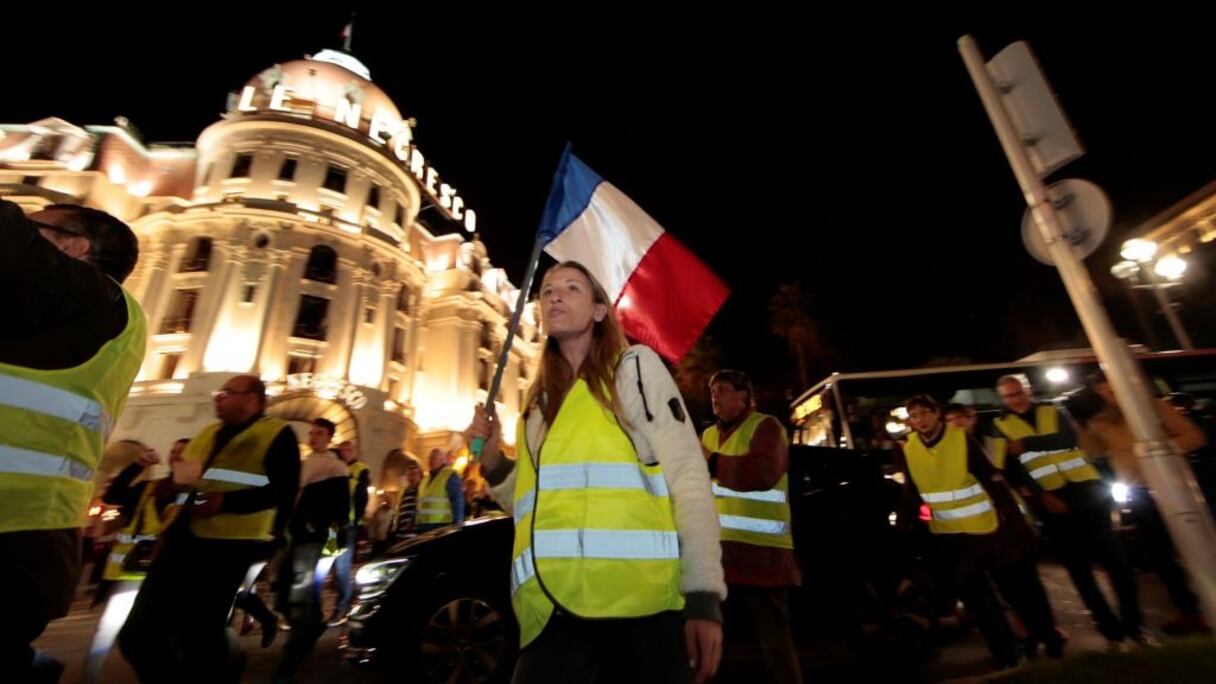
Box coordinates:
[701,369,801,684]
[0,200,146,683]
[416,448,464,532]
[896,394,1061,668]
[118,374,300,683]
[329,439,370,623]
[992,375,1145,649]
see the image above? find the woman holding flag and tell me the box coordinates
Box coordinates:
[466,260,725,683]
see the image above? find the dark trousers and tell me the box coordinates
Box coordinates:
[331,526,356,616]
[1042,481,1142,640]
[990,556,1058,646]
[935,535,1020,665]
[723,585,802,684]
[118,529,264,684]
[275,542,326,681]
[0,529,79,683]
[512,611,691,684]
[1128,487,1200,616]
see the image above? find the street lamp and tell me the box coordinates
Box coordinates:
[1120,238,1158,263]
[1114,239,1194,350]
[1154,254,1188,281]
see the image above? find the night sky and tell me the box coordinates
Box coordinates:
[7,9,1214,403]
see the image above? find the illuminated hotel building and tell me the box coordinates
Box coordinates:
[0,48,541,485]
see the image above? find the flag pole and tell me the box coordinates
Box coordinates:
[469,143,572,460]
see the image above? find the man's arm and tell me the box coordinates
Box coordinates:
[352,469,370,523]
[448,474,466,524]
[1019,406,1080,452]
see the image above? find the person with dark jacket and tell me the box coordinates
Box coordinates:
[118,375,299,684]
[991,375,1145,649]
[274,419,350,682]
[896,395,1061,668]
[0,199,146,683]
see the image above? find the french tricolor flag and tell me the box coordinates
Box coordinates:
[538,149,729,362]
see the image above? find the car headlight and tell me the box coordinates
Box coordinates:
[355,558,410,598]
[1111,482,1131,505]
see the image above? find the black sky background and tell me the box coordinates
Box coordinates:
[6,7,1214,402]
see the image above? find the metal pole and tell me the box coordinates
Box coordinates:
[959,34,1216,627]
[1142,267,1194,350]
[469,235,545,460]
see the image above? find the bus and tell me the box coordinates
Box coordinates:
[788,348,1216,454]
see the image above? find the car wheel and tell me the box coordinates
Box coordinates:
[413,593,514,684]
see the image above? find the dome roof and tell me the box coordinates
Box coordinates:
[241,50,403,133]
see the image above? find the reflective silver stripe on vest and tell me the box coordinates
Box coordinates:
[514,490,536,523]
[538,463,669,497]
[712,483,787,503]
[201,468,269,487]
[0,444,94,482]
[1018,449,1068,465]
[932,500,993,521]
[116,533,158,544]
[174,493,189,505]
[511,548,537,595]
[0,374,111,435]
[532,529,681,560]
[1029,464,1060,481]
[109,552,126,564]
[417,508,450,516]
[920,483,985,504]
[718,514,789,536]
[1057,457,1089,472]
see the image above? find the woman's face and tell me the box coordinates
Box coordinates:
[539,267,606,342]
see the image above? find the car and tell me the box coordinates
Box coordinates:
[341,515,518,684]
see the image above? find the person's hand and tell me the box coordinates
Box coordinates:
[1040,491,1068,515]
[192,492,225,518]
[465,405,502,466]
[701,444,713,461]
[1007,440,1026,456]
[137,448,160,468]
[685,619,722,684]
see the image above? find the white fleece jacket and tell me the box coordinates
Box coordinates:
[487,344,726,603]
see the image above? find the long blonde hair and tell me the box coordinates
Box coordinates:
[525,261,629,426]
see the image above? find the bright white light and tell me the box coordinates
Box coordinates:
[618,295,633,311]
[888,512,898,527]
[1154,255,1188,281]
[1046,367,1070,384]
[885,421,905,435]
[892,407,909,420]
[1112,482,1131,504]
[1120,239,1158,264]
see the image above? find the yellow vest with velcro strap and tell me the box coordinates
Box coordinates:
[418,466,456,525]
[702,412,794,549]
[103,481,163,581]
[0,287,146,533]
[993,405,1100,492]
[347,460,370,522]
[905,426,999,535]
[511,379,683,648]
[184,416,287,541]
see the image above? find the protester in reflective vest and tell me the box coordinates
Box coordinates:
[467,261,725,683]
[896,394,1062,667]
[119,374,300,684]
[992,374,1146,648]
[701,369,801,684]
[416,448,464,531]
[0,200,146,682]
[83,438,189,684]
